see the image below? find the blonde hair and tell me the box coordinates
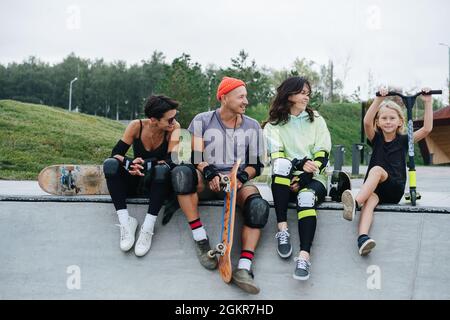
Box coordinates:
[374,100,406,134]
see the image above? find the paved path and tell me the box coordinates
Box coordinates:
[0,166,449,299]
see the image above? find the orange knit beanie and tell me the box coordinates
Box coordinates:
[216,76,246,101]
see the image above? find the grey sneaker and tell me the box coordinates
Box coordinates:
[275,229,292,258]
[194,238,218,270]
[293,257,311,281]
[232,269,260,294]
[342,190,356,221]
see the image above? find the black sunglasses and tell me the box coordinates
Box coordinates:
[166,110,179,125]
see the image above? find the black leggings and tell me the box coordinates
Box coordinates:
[272,179,326,253]
[105,166,170,215]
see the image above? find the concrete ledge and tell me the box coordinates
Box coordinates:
[1,194,449,214]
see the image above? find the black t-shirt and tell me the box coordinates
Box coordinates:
[366,131,408,187]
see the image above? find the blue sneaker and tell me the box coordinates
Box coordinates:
[358,235,376,256]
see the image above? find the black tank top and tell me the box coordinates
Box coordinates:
[132,120,169,160]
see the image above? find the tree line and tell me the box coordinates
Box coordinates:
[0,50,349,126]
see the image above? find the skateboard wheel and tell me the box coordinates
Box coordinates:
[207,250,215,259]
[216,243,225,252]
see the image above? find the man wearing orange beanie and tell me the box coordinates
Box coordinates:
[171,76,269,294]
[216,76,246,101]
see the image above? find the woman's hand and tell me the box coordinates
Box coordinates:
[302,160,318,173]
[290,176,300,192]
[129,157,145,176]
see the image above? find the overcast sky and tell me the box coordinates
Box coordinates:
[1,0,449,101]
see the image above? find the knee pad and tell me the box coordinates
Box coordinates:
[103,158,121,178]
[153,163,171,184]
[272,158,292,186]
[243,194,270,229]
[171,164,198,195]
[297,189,316,210]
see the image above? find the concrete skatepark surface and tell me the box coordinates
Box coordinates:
[1,166,449,299]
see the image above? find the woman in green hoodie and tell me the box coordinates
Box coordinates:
[263,76,331,281]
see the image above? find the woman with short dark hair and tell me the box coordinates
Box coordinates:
[104,95,180,257]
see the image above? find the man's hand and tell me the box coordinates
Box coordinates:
[209,175,222,192]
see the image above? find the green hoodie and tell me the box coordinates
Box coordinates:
[263,110,331,187]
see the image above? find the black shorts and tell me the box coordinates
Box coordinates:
[374,177,405,204]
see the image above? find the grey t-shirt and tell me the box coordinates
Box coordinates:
[187,110,264,173]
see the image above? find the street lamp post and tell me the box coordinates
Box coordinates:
[69,77,78,112]
[439,43,450,104]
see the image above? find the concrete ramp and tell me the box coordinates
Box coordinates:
[1,200,450,299]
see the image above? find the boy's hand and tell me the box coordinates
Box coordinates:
[420,87,432,104]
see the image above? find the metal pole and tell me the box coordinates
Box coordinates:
[69,83,73,112]
[69,77,78,112]
[439,43,450,104]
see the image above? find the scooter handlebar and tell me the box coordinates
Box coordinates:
[375,91,402,97]
[426,90,442,95]
[375,90,442,97]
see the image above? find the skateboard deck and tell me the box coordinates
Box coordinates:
[208,160,241,283]
[38,165,109,196]
[328,170,351,202]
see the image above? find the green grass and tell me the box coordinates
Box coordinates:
[246,103,362,165]
[0,100,126,180]
[0,99,425,180]
[246,102,424,166]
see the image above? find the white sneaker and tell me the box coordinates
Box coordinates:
[342,190,356,221]
[118,216,138,252]
[134,227,154,257]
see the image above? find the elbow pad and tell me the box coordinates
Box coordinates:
[313,151,329,174]
[111,140,130,157]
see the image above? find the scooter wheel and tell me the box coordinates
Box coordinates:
[410,189,417,206]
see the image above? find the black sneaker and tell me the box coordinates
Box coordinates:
[275,229,292,258]
[232,269,260,294]
[162,197,180,225]
[358,235,376,256]
[194,238,218,270]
